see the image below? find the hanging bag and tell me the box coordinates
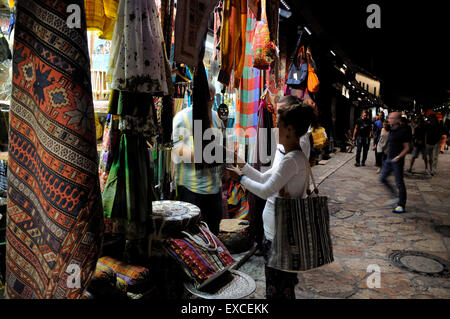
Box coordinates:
[286,46,308,88]
[306,50,320,93]
[252,0,277,70]
[268,153,334,272]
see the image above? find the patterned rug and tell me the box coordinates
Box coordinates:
[6,0,104,298]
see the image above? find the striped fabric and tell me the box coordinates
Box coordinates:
[172,107,223,195]
[164,223,234,288]
[235,10,262,163]
[269,195,334,272]
[97,256,150,293]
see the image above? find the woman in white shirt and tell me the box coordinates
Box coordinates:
[227,96,315,299]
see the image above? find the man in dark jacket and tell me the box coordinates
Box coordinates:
[353,110,373,167]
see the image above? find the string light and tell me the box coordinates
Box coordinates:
[280,0,290,11]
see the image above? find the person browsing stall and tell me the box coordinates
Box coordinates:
[226,97,315,299]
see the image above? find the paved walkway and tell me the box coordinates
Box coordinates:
[237,147,450,299]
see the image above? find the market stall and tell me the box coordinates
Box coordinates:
[1,0,329,299]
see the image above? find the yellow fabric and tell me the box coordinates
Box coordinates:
[85,0,119,40]
[103,0,119,19]
[220,0,247,88]
[9,0,14,9]
[312,127,327,149]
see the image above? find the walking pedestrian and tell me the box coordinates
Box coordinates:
[227,97,315,299]
[408,117,428,173]
[353,110,373,167]
[375,120,390,174]
[425,114,441,176]
[380,112,412,213]
[373,112,385,170]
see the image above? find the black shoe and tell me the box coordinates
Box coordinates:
[355,163,360,167]
[361,163,366,166]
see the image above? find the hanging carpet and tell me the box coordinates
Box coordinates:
[6,0,104,299]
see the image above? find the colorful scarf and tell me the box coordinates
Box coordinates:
[6,0,104,298]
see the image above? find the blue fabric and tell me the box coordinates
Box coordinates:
[373,120,383,141]
[380,158,407,207]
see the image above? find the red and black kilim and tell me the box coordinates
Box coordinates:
[6,0,104,299]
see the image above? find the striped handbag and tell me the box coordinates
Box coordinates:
[268,153,334,272]
[164,222,235,289]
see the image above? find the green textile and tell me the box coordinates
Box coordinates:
[102,133,152,240]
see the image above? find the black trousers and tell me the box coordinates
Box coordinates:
[262,237,299,299]
[176,186,222,235]
[356,136,370,164]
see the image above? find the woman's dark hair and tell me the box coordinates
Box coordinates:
[277,97,316,138]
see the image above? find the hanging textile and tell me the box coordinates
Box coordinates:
[108,0,168,95]
[257,97,276,168]
[266,0,280,85]
[102,90,158,263]
[173,0,218,69]
[235,9,261,164]
[85,0,119,40]
[212,3,222,62]
[218,0,247,87]
[6,0,104,299]
[102,133,153,264]
[98,114,120,193]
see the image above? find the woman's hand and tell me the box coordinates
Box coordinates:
[224,147,246,168]
[226,166,244,182]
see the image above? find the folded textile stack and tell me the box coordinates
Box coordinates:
[86,256,152,298]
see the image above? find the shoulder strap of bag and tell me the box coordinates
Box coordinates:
[300,150,318,197]
[181,222,218,252]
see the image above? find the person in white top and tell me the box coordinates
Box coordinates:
[227,96,315,299]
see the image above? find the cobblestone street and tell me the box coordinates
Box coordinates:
[236,148,450,299]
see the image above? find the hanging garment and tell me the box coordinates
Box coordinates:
[102,133,153,264]
[6,0,104,299]
[266,0,279,84]
[212,3,222,62]
[218,0,247,87]
[257,98,276,168]
[173,0,218,69]
[98,115,121,193]
[85,0,119,40]
[108,0,168,95]
[235,9,261,164]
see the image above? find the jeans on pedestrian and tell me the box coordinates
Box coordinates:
[380,158,407,207]
[356,136,370,164]
[426,144,440,172]
[176,186,222,235]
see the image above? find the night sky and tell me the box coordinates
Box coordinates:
[286,0,450,109]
